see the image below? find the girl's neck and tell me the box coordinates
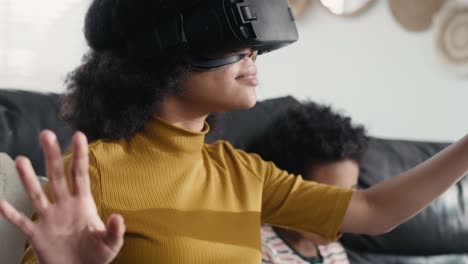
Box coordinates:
[158,96,209,132]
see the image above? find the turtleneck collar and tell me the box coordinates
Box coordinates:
[143,115,210,154]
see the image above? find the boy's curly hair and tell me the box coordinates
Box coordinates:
[249,101,369,177]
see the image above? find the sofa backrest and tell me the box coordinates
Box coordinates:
[0,89,72,176]
[205,96,301,147]
[341,138,468,255]
[1,89,467,262]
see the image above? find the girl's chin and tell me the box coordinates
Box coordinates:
[217,96,257,112]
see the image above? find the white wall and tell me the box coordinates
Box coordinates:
[0,0,89,92]
[1,0,466,142]
[256,1,468,142]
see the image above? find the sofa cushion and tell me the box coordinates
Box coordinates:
[0,153,47,264]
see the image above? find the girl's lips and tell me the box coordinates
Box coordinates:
[236,74,258,86]
[236,73,257,79]
[236,67,258,86]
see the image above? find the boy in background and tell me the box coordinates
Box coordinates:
[249,102,369,264]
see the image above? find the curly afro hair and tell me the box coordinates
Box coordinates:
[248,101,369,177]
[60,0,191,142]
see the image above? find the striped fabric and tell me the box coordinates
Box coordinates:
[262,225,349,264]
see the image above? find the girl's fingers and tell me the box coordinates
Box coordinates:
[0,200,36,237]
[104,214,126,251]
[40,130,69,202]
[70,132,91,197]
[15,156,49,215]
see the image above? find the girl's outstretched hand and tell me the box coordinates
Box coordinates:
[0,131,125,264]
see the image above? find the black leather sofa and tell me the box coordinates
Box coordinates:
[1,89,467,263]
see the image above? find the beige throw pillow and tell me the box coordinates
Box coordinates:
[0,153,47,263]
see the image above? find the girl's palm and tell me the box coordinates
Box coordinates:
[0,131,125,264]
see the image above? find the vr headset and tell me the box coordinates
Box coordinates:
[128,0,298,70]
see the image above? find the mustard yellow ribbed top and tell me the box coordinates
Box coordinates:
[22,116,353,264]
